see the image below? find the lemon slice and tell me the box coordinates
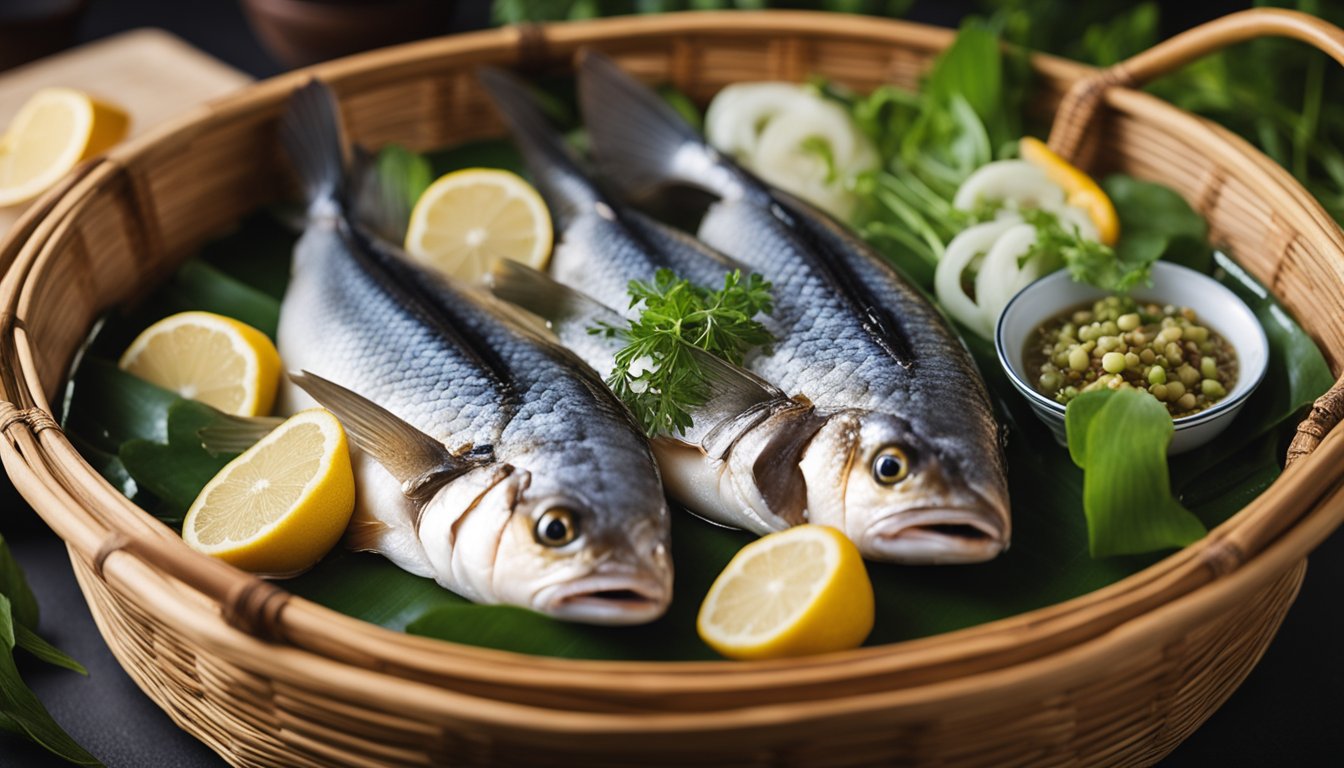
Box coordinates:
[0,87,129,207]
[404,168,553,282]
[1019,136,1120,246]
[119,311,281,417]
[697,525,875,660]
[183,409,355,575]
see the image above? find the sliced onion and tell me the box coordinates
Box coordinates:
[751,94,877,220]
[973,223,1039,330]
[953,160,1064,212]
[1049,201,1100,242]
[705,83,817,160]
[935,216,1022,339]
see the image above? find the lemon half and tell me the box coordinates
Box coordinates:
[697,525,875,660]
[1019,136,1120,246]
[183,408,355,576]
[404,168,553,282]
[119,311,281,417]
[0,87,129,207]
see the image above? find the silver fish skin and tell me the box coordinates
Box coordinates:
[576,53,1010,565]
[276,80,672,624]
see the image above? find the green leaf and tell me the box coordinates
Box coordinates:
[119,400,243,520]
[926,20,1002,133]
[198,213,297,301]
[1062,389,1109,467]
[0,595,102,765]
[379,143,433,211]
[67,435,139,502]
[14,625,87,676]
[0,534,40,630]
[169,260,281,340]
[428,138,528,179]
[62,357,178,453]
[1066,390,1207,557]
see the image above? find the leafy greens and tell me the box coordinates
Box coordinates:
[597,269,776,436]
[1065,390,1208,557]
[0,535,99,765]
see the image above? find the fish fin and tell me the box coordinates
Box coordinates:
[290,370,493,501]
[751,405,830,526]
[196,412,285,455]
[279,79,348,213]
[578,51,731,203]
[683,348,787,442]
[477,67,596,228]
[344,515,392,553]
[485,258,623,332]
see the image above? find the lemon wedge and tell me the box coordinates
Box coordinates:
[0,87,129,207]
[183,408,355,576]
[697,525,875,660]
[404,168,553,282]
[1019,136,1119,245]
[119,311,281,417]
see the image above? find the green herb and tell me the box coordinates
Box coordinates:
[849,19,1030,279]
[1065,389,1207,557]
[1018,208,1133,290]
[597,269,775,436]
[0,535,100,765]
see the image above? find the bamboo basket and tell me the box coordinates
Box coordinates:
[4,8,1344,767]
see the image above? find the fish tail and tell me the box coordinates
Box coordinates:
[478,67,596,228]
[578,51,748,204]
[279,79,347,215]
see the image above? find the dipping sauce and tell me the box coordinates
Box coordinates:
[1024,296,1238,418]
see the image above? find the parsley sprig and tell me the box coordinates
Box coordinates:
[596,269,775,437]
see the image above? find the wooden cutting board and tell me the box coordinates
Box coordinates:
[0,28,253,235]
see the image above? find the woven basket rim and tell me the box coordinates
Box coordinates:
[4,8,1344,704]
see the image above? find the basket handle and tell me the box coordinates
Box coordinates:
[1047,8,1344,163]
[1048,8,1344,466]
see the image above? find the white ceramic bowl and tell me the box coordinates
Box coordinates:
[995,261,1270,454]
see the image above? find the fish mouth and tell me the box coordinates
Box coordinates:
[538,573,670,626]
[862,508,1006,565]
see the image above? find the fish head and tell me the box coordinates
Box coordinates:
[800,410,1010,564]
[418,461,673,626]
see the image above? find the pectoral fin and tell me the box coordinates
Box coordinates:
[290,370,493,501]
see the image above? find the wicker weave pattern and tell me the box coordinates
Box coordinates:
[3,9,1344,766]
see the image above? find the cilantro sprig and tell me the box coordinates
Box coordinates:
[1021,207,1152,293]
[596,269,775,436]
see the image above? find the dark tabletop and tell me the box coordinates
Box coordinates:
[2,0,1343,765]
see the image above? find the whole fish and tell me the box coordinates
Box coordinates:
[574,54,1011,565]
[275,80,672,624]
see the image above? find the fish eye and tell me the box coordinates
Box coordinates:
[872,447,910,485]
[535,507,579,547]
